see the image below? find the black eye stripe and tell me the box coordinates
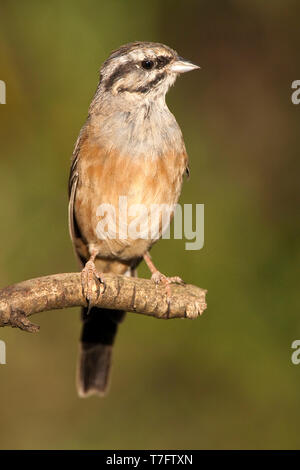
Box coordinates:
[104,55,172,91]
[142,56,172,70]
[104,61,134,90]
[156,56,172,69]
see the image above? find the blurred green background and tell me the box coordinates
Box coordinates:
[0,0,299,450]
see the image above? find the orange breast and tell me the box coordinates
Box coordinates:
[74,138,187,260]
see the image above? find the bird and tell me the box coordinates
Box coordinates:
[68,41,199,397]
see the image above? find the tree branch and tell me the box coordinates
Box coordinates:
[0,273,207,333]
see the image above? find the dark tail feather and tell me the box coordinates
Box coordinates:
[77,307,125,397]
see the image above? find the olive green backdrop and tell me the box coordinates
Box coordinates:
[0,0,299,449]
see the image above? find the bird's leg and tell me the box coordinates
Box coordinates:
[143,252,184,300]
[81,250,105,312]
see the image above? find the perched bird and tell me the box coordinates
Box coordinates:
[68,41,199,397]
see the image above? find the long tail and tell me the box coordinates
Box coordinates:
[77,307,125,397]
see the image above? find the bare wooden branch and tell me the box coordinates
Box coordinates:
[0,273,207,333]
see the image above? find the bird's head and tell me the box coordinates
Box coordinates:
[98,41,199,103]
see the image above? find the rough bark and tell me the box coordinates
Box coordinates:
[0,273,207,333]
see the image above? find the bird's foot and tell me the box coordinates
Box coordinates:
[151,271,185,301]
[143,251,185,302]
[81,259,105,312]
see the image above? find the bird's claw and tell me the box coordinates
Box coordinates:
[151,271,185,302]
[81,260,105,312]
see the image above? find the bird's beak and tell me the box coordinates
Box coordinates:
[170,57,200,73]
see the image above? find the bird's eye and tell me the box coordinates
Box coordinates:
[141,60,154,70]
